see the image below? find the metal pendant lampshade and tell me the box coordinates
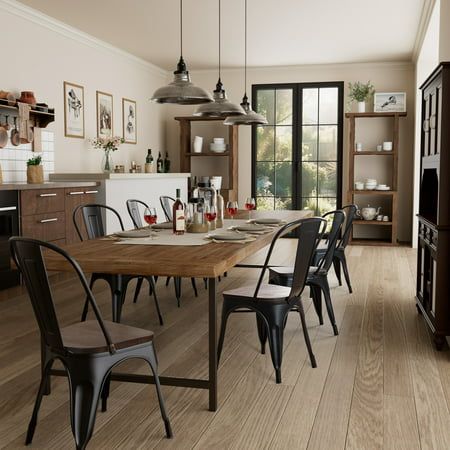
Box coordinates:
[151,0,213,105]
[194,0,245,117]
[223,0,268,125]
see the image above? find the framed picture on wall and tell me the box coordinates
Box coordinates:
[374,92,406,113]
[96,91,113,138]
[64,81,84,138]
[122,98,137,144]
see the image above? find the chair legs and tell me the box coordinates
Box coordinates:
[333,258,342,286]
[148,277,164,326]
[310,286,324,325]
[337,253,353,293]
[256,314,267,354]
[309,277,338,336]
[133,277,144,303]
[191,278,198,297]
[174,277,181,307]
[297,299,317,368]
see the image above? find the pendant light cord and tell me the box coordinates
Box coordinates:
[218,0,221,81]
[180,0,183,57]
[244,0,247,96]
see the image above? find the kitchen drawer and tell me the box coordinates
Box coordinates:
[21,189,65,215]
[21,212,65,241]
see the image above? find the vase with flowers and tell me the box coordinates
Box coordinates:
[90,136,124,173]
[348,81,374,113]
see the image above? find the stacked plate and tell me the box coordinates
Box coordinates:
[210,137,227,153]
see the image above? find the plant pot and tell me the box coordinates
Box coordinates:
[27,165,44,184]
[357,101,366,113]
[19,91,37,106]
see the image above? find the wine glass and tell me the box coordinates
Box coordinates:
[143,207,157,226]
[226,201,238,226]
[204,204,217,232]
[244,197,256,220]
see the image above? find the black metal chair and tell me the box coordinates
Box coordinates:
[217,217,325,384]
[9,237,172,450]
[158,196,199,306]
[269,210,345,336]
[73,203,163,325]
[313,204,357,293]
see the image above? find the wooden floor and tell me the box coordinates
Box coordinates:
[1,243,450,449]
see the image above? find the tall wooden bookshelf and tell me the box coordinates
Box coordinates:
[346,111,407,245]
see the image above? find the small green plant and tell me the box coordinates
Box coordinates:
[348,81,374,102]
[26,155,42,166]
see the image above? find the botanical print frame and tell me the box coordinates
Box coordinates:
[374,92,406,113]
[96,91,113,138]
[64,81,85,138]
[122,98,137,144]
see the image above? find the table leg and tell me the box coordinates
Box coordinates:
[208,277,218,411]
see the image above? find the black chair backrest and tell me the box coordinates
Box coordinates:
[253,217,326,304]
[160,196,175,222]
[73,204,124,241]
[9,237,116,354]
[126,199,149,229]
[317,210,345,272]
[339,204,357,248]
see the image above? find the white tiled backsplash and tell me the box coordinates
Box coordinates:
[0,131,55,183]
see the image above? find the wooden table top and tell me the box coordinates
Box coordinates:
[44,210,312,278]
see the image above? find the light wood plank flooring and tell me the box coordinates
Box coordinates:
[1,244,450,449]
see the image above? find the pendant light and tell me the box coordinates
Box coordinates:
[151,0,213,105]
[194,0,245,117]
[223,0,268,125]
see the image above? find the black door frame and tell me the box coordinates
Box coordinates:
[251,81,344,212]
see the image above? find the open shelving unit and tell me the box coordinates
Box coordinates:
[0,102,55,128]
[346,111,407,245]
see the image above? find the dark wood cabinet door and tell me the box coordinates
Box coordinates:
[65,188,98,244]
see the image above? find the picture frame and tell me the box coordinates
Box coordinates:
[122,98,137,144]
[374,92,406,113]
[63,81,85,138]
[96,91,113,138]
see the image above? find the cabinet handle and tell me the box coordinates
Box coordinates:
[429,114,436,130]
[0,206,17,212]
[39,193,57,197]
[68,191,84,195]
[39,218,58,223]
[423,119,429,132]
[85,190,98,194]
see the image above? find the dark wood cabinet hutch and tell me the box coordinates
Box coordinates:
[416,62,450,349]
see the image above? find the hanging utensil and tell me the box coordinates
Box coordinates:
[10,117,20,146]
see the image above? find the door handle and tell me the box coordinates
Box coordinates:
[39,218,58,223]
[0,206,17,212]
[39,193,57,197]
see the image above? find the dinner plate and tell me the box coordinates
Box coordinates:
[253,218,282,225]
[151,222,172,230]
[115,229,154,238]
[208,232,248,241]
[234,224,267,232]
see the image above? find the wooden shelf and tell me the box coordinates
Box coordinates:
[186,152,230,157]
[345,112,407,118]
[350,190,396,195]
[0,102,55,128]
[353,151,394,156]
[353,220,392,226]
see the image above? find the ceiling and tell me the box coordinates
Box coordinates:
[18,0,425,70]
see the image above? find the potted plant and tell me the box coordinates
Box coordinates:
[26,155,44,184]
[348,81,374,113]
[90,136,124,173]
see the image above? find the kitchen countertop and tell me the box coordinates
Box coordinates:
[50,172,191,181]
[0,181,99,191]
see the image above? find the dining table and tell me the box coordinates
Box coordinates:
[44,209,312,411]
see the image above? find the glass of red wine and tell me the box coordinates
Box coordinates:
[244,197,256,220]
[226,201,238,226]
[204,204,217,231]
[143,207,157,226]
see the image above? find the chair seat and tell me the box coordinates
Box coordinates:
[61,320,153,354]
[270,266,324,277]
[223,283,291,303]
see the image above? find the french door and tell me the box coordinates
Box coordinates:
[251,82,343,214]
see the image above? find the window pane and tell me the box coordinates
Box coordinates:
[318,126,338,161]
[275,162,292,197]
[256,90,275,125]
[276,89,293,125]
[256,162,275,196]
[318,162,337,197]
[302,162,317,197]
[275,127,292,161]
[319,88,338,124]
[256,197,275,211]
[302,88,318,125]
[302,126,318,161]
[275,197,292,210]
[318,198,337,216]
[302,197,317,212]
[256,126,274,161]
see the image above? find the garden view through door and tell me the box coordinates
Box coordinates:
[252,82,343,214]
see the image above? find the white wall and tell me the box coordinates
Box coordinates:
[0,1,167,174]
[164,62,415,242]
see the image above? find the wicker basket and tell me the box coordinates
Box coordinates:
[27,165,44,184]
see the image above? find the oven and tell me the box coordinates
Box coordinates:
[0,190,20,290]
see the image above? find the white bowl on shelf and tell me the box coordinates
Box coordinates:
[210,143,227,153]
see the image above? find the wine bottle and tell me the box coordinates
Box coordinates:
[164,152,171,173]
[172,189,185,235]
[146,149,153,164]
[157,152,163,173]
[216,189,224,228]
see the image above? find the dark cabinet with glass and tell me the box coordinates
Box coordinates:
[416,62,450,350]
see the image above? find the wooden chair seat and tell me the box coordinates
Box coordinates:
[223,283,291,303]
[61,320,153,354]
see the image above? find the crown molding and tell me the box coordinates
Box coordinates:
[0,0,168,78]
[412,0,437,62]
